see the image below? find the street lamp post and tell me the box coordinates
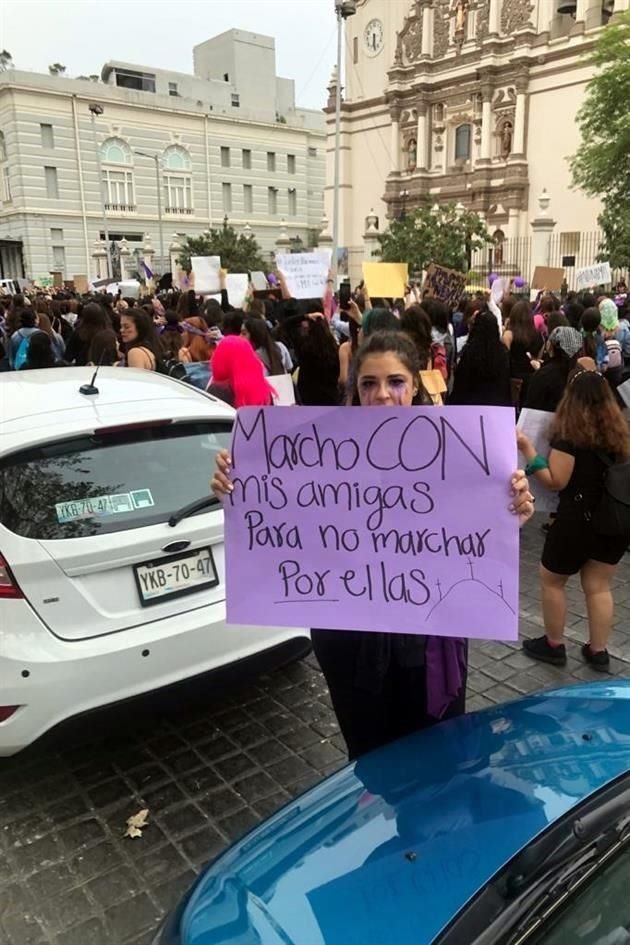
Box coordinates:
[134,150,165,277]
[331,0,357,284]
[89,103,111,278]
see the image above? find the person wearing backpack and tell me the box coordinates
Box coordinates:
[9,309,41,369]
[599,298,625,392]
[518,370,630,671]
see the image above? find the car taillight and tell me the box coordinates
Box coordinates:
[0,553,23,599]
[0,706,20,723]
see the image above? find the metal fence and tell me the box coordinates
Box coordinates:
[548,231,628,291]
[471,237,532,286]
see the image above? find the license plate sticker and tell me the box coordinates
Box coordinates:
[55,489,155,523]
[133,547,219,606]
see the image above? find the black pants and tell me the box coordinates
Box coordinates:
[312,629,467,761]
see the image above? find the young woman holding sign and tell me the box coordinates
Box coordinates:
[211,332,535,760]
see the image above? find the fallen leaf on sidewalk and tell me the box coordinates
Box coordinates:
[125,808,150,839]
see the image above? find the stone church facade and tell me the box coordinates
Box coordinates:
[325,0,628,280]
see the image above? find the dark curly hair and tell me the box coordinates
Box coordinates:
[552,370,630,458]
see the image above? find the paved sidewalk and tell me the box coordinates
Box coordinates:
[0,520,628,945]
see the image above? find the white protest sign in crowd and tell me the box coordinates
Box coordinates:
[276,252,329,300]
[575,261,612,291]
[191,256,221,295]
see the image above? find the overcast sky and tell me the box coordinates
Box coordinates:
[2,0,337,110]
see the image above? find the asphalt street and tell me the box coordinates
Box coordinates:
[1,520,629,945]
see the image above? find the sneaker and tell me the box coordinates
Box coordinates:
[582,643,610,672]
[523,635,567,666]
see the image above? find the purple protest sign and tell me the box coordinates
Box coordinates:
[224,406,519,640]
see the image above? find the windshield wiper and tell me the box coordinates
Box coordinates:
[168,495,220,527]
[503,785,630,897]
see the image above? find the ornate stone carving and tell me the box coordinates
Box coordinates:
[433,0,451,58]
[399,1,423,62]
[476,0,490,40]
[500,0,534,35]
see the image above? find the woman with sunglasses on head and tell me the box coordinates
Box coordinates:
[519,369,630,672]
[211,331,534,759]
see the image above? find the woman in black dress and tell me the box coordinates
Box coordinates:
[518,370,630,671]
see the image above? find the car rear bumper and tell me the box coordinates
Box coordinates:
[0,600,309,756]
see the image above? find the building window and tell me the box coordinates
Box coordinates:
[100,137,133,166]
[52,246,65,271]
[100,137,135,209]
[44,165,59,199]
[287,154,296,174]
[168,82,179,96]
[308,147,317,158]
[50,228,63,242]
[231,94,240,108]
[267,152,276,172]
[288,189,297,217]
[242,148,252,169]
[221,146,230,168]
[243,184,253,214]
[1,165,10,202]
[454,124,472,162]
[40,123,54,149]
[114,68,156,93]
[102,169,135,209]
[161,146,193,213]
[353,36,359,64]
[267,186,277,215]
[222,182,232,213]
[164,176,193,213]
[162,145,192,173]
[0,132,9,202]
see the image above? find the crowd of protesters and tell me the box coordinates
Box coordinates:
[1,269,629,727]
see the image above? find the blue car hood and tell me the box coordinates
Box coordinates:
[178,682,630,945]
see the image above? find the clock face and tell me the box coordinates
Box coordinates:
[364,18,384,57]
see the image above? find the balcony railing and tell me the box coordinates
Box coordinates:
[104,204,136,212]
[164,207,194,215]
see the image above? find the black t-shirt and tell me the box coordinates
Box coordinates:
[551,437,614,518]
[524,361,570,413]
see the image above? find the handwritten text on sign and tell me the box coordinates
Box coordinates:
[224,407,519,640]
[276,252,329,300]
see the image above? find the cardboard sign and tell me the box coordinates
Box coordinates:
[225,273,249,309]
[191,256,221,295]
[224,406,519,639]
[531,267,564,291]
[516,408,558,513]
[250,271,268,291]
[73,274,89,294]
[276,252,329,300]
[422,264,466,309]
[362,262,408,300]
[52,271,63,289]
[575,262,612,291]
[419,369,447,406]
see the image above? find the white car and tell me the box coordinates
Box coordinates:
[0,367,309,756]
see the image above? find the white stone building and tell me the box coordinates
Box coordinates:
[0,29,326,282]
[325,0,628,284]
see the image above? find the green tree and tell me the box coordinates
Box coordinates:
[375,203,492,273]
[570,12,630,268]
[177,217,267,273]
[0,50,13,71]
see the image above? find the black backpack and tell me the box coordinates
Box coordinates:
[591,453,630,537]
[157,357,188,381]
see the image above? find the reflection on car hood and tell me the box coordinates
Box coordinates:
[178,682,630,945]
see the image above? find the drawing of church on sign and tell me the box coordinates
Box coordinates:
[426,560,516,626]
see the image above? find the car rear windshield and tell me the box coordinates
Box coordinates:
[0,420,232,539]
